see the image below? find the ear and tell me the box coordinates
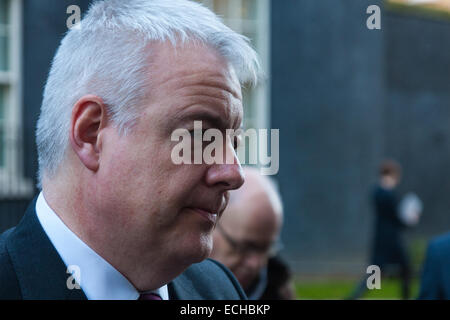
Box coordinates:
[69,95,108,172]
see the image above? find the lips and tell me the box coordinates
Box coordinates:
[188,207,218,224]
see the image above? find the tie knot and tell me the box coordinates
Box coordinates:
[138,292,162,300]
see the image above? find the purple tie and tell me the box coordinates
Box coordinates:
[138,292,162,300]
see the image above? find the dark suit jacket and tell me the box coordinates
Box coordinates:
[370,185,409,267]
[0,198,246,300]
[418,232,450,300]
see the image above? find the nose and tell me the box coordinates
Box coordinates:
[244,252,266,274]
[205,137,245,190]
[205,163,245,191]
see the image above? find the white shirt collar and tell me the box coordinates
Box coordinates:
[35,192,169,300]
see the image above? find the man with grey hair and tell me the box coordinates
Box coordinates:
[0,0,260,300]
[210,167,293,300]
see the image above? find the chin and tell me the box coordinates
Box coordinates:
[183,233,213,264]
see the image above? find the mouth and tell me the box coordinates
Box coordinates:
[187,207,218,224]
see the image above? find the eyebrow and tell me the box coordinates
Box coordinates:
[172,109,241,131]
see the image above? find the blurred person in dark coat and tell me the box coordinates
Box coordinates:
[349,159,414,299]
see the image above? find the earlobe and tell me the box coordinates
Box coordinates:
[69,95,108,172]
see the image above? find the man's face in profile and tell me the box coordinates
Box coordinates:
[92,42,244,267]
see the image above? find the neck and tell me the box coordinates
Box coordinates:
[41,175,182,291]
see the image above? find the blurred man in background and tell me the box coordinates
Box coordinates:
[210,167,295,300]
[349,159,414,299]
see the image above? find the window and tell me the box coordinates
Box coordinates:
[0,0,32,198]
[197,0,271,131]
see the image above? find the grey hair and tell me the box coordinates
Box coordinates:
[36,0,261,188]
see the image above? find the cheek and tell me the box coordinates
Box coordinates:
[97,136,161,214]
[99,129,208,220]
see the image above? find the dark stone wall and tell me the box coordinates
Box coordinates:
[271,1,450,274]
[384,12,450,237]
[271,0,384,274]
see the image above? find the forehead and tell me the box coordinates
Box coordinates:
[224,194,281,241]
[146,41,243,124]
[150,42,239,84]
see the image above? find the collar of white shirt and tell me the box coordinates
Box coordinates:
[35,192,169,300]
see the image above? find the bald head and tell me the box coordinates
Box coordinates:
[211,167,283,290]
[221,167,283,230]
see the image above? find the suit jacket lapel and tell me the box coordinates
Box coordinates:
[168,272,204,300]
[167,282,180,300]
[6,197,87,300]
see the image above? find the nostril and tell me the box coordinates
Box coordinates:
[223,172,243,190]
[205,164,245,190]
[234,173,245,190]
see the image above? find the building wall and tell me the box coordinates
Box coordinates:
[271,0,386,274]
[384,11,450,236]
[271,1,450,275]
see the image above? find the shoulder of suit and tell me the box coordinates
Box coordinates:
[0,227,22,299]
[429,232,450,251]
[426,232,450,265]
[0,227,15,257]
[176,258,246,300]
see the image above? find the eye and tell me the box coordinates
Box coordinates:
[189,128,207,138]
[232,134,242,150]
